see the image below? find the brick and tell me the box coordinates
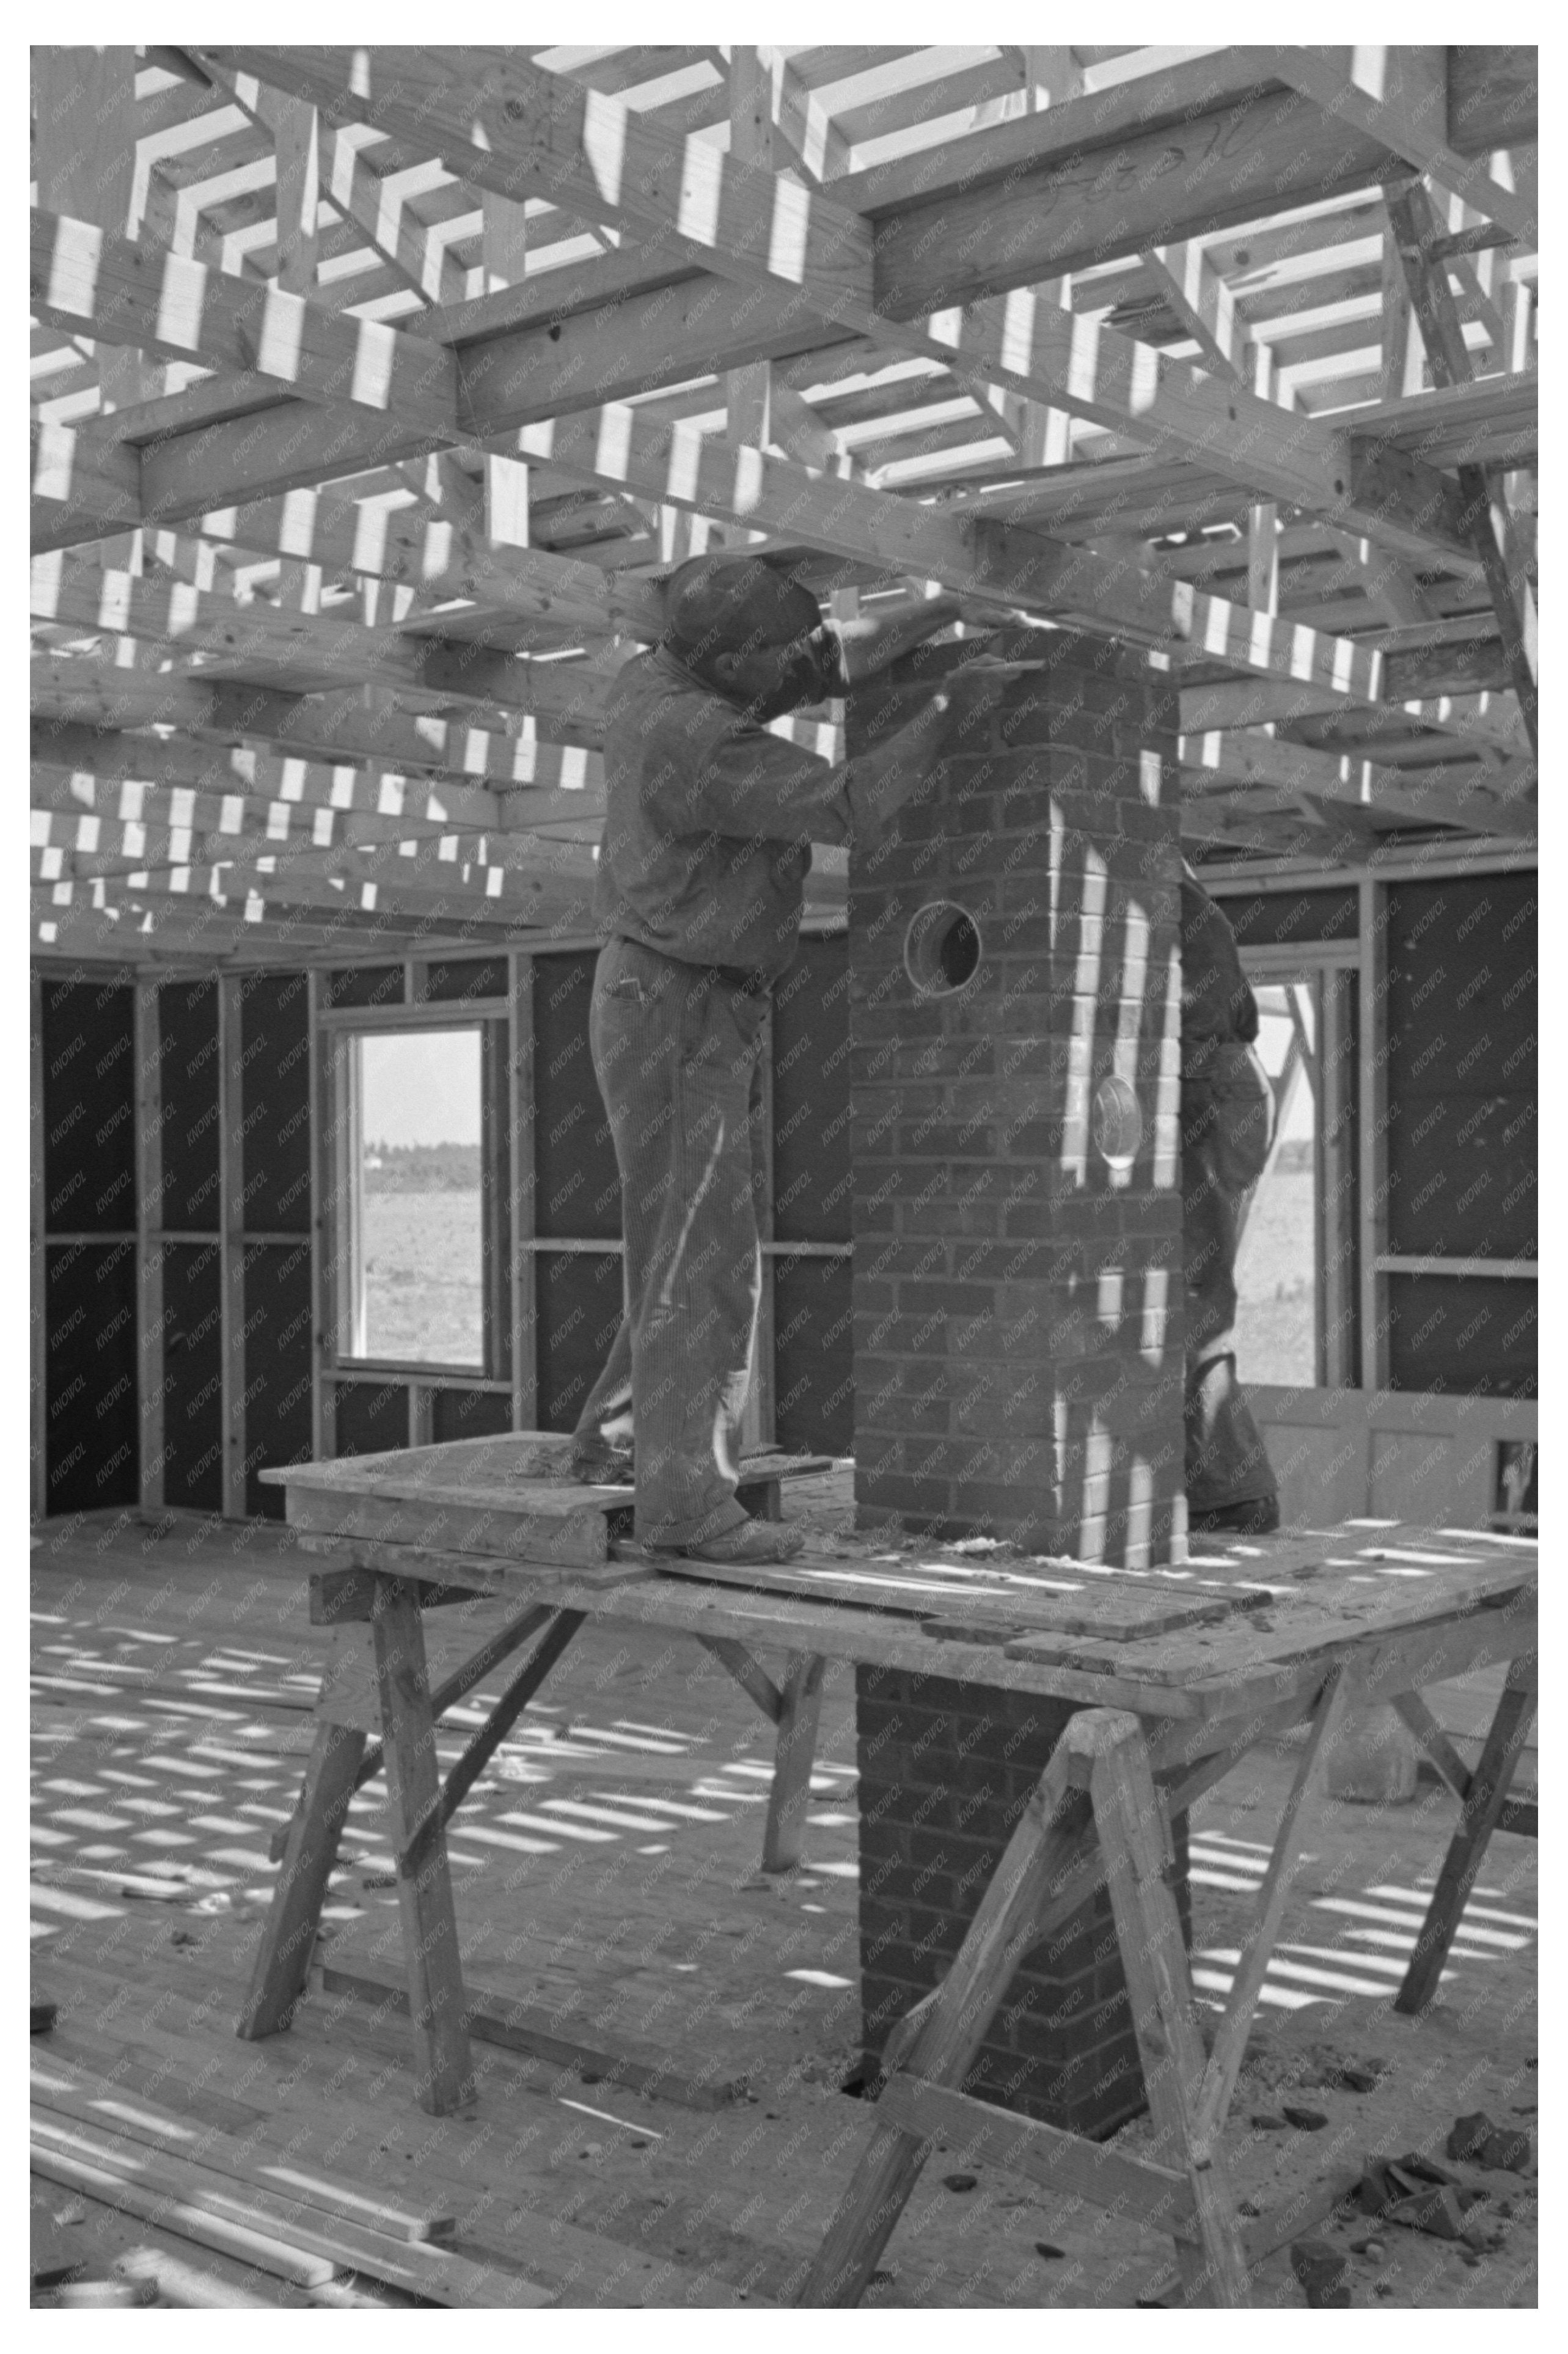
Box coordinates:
[854,1666,1193,2136]
[854,1470,952,1516]
[850,704,1184,1568]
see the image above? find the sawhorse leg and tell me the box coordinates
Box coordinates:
[797,1708,1252,2308]
[763,1651,825,1872]
[1396,1652,1538,2015]
[246,1594,560,2041]
[241,1579,587,2114]
[697,1636,826,1874]
[1089,1716,1253,2306]
[368,1575,474,2114]
[798,1731,1094,2303]
[238,1718,366,2039]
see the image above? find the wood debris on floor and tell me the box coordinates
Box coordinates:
[31,1508,1536,2308]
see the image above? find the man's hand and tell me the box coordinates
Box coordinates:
[837,590,962,687]
[843,676,965,841]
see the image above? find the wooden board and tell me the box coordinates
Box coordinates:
[31,2056,456,2243]
[42,1956,754,2308]
[29,2112,548,2308]
[268,1434,833,1498]
[285,1487,614,1563]
[274,1440,836,1565]
[652,1551,1274,1641]
[1009,1564,1537,1687]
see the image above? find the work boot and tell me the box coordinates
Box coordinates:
[1188,1494,1281,1536]
[655,1517,805,1566]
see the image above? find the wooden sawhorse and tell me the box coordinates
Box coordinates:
[798,1615,1537,2306]
[238,1550,827,2112]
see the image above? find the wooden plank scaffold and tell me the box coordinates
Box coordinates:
[243,1437,1536,2307]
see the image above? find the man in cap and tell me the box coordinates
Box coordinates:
[570,554,965,1563]
[1179,862,1281,1534]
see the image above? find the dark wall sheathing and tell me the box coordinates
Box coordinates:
[1387,1275,1537,1399]
[42,868,1539,1515]
[1385,875,1536,1260]
[40,980,139,1517]
[161,1242,224,1511]
[432,1387,514,1443]
[774,1254,854,1458]
[323,964,403,1010]
[158,980,220,1233]
[243,1239,314,1518]
[45,1241,138,1515]
[424,958,508,1005]
[1218,888,1360,946]
[334,1380,412,1457]
[532,951,621,1240]
[42,980,136,1232]
[535,1249,626,1432]
[238,973,312,1233]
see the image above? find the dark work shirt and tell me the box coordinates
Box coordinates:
[594,647,854,981]
[1179,865,1259,1054]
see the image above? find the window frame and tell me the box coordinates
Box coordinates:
[321,1009,510,1383]
[1237,944,1360,1390]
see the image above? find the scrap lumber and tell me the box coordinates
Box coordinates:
[31,2057,456,2242]
[29,2109,547,2307]
[112,2246,277,2308]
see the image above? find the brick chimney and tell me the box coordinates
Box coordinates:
[843,627,1192,2133]
[848,625,1187,1567]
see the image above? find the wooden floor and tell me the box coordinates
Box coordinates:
[31,1500,1538,2308]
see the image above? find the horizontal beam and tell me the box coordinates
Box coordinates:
[181,490,665,637]
[199,46,877,327]
[31,205,458,438]
[179,52,1464,565]
[867,84,1396,313]
[875,2072,1196,2240]
[1384,182,1537,754]
[36,828,598,899]
[29,549,615,732]
[31,659,603,772]
[1179,731,1534,838]
[1256,47,1536,243]
[513,403,1390,704]
[32,807,595,876]
[31,901,517,963]
[37,859,593,930]
[31,734,603,835]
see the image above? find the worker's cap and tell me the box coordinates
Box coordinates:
[662,556,822,664]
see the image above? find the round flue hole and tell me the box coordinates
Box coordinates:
[904,901,982,996]
[1092,1076,1143,1170]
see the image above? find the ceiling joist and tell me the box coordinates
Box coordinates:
[29,42,1538,964]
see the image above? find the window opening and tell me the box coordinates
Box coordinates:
[1231,964,1358,1389]
[339,1027,488,1370]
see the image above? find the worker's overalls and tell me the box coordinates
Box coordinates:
[569,644,859,1547]
[1179,872,1280,1527]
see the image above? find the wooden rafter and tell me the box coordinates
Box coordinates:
[27,42,1539,960]
[1383,181,1538,751]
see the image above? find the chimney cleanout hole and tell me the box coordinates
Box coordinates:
[1092,1075,1144,1170]
[904,901,981,996]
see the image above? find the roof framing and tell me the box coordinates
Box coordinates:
[29,42,1537,966]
